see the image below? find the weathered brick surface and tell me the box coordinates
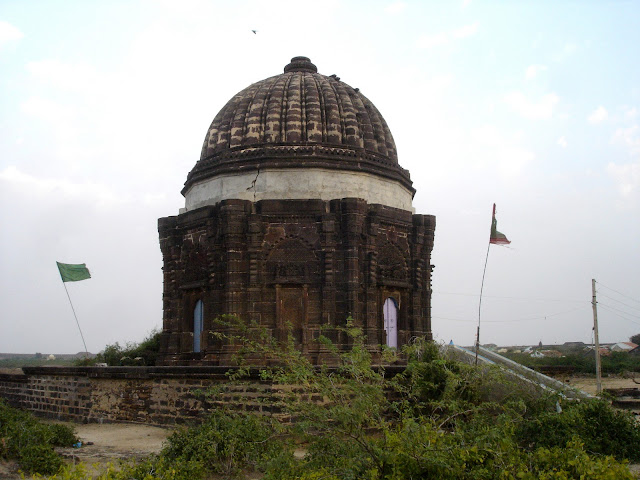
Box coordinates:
[158,198,435,366]
[159,57,436,367]
[0,367,301,424]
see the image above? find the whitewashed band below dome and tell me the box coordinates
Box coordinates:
[183,167,415,212]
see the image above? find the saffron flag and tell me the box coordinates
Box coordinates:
[56,262,91,282]
[489,203,510,245]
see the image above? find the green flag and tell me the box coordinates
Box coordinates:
[56,262,91,282]
[489,203,511,245]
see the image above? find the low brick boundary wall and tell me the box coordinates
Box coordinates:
[0,366,288,425]
[0,365,407,424]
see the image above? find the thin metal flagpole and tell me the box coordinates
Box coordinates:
[61,281,89,357]
[476,241,491,366]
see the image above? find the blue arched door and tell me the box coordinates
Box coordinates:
[193,300,203,353]
[383,297,398,348]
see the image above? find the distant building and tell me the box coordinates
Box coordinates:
[610,342,638,352]
[530,350,563,358]
[583,346,611,357]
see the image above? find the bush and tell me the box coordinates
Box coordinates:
[28,319,639,479]
[0,399,77,474]
[516,398,640,461]
[162,410,290,478]
[18,443,63,475]
[504,351,640,374]
[93,327,162,366]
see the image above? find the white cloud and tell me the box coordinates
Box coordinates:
[470,124,535,178]
[551,42,578,63]
[27,59,104,93]
[607,161,639,198]
[609,126,640,200]
[417,22,479,49]
[613,124,640,156]
[452,22,479,39]
[557,136,568,148]
[0,166,127,207]
[525,64,547,80]
[587,106,608,124]
[503,91,559,120]
[21,96,74,123]
[0,20,23,47]
[417,32,449,49]
[624,106,638,121]
[385,1,407,14]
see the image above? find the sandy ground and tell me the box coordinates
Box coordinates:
[60,422,173,464]
[560,375,640,395]
[0,423,173,479]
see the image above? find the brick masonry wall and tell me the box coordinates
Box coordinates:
[158,198,435,366]
[0,366,302,425]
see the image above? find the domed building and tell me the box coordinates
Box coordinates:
[157,57,435,365]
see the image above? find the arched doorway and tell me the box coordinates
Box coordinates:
[193,300,203,353]
[383,297,398,348]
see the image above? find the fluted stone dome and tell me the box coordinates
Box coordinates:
[183,57,415,212]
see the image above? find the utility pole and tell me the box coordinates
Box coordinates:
[592,278,602,395]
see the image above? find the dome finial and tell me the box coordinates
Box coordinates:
[284,56,317,73]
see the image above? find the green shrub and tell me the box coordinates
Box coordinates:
[524,439,634,480]
[0,399,77,475]
[93,327,162,366]
[47,423,78,447]
[162,410,289,478]
[504,351,640,374]
[18,443,63,475]
[25,318,639,479]
[30,457,204,480]
[516,398,640,461]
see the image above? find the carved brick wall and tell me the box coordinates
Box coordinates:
[157,198,435,365]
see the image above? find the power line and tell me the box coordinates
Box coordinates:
[484,305,589,323]
[598,301,640,320]
[433,305,590,324]
[432,316,474,323]
[598,303,640,327]
[596,291,640,314]
[596,281,640,305]
[434,290,586,303]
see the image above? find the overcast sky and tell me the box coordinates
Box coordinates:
[1,0,639,354]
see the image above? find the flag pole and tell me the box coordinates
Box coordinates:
[476,203,510,365]
[476,242,491,365]
[61,281,89,357]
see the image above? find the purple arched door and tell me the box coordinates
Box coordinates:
[383,297,398,348]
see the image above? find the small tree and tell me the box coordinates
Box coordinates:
[92,328,162,366]
[630,333,640,345]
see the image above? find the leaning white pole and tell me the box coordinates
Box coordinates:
[591,278,602,394]
[62,282,89,357]
[476,242,491,366]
